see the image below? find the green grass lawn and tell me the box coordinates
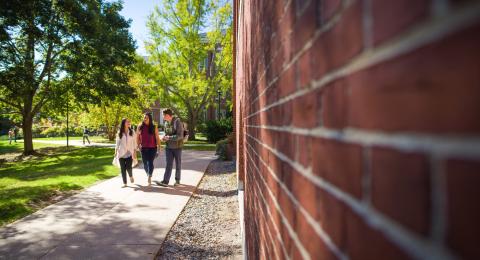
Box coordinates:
[183,142,216,151]
[0,140,64,154]
[34,136,113,143]
[0,147,117,226]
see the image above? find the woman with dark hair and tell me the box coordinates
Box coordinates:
[137,112,162,186]
[113,118,137,187]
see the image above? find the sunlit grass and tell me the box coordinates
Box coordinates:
[0,147,117,226]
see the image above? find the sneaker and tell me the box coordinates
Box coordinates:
[130,176,134,183]
[155,180,168,187]
[122,184,127,188]
[174,180,180,186]
[148,176,152,186]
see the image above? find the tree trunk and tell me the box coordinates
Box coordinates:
[187,112,197,141]
[22,115,34,155]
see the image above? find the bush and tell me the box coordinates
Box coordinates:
[196,122,207,134]
[205,117,233,143]
[32,125,44,138]
[40,125,83,138]
[41,126,62,137]
[215,132,235,161]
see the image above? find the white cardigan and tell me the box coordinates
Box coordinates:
[115,131,137,158]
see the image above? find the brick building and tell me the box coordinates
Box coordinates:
[234,0,480,259]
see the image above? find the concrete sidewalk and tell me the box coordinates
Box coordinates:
[0,150,216,259]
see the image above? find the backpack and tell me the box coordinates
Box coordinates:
[173,118,189,143]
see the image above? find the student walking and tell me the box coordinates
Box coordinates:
[8,129,13,145]
[137,113,161,186]
[157,109,184,187]
[83,126,91,145]
[13,127,18,143]
[113,118,137,187]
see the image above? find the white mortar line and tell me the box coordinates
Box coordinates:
[245,2,480,119]
[246,125,480,159]
[245,151,312,260]
[246,142,349,260]
[249,0,348,105]
[246,133,457,260]
[246,170,284,260]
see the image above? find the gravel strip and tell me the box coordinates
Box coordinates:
[156,159,242,260]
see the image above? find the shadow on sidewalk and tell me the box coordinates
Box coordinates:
[132,184,196,197]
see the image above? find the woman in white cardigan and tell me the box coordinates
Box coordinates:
[114,118,137,187]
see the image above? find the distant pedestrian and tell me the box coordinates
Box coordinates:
[8,129,14,144]
[137,113,162,186]
[157,109,185,187]
[83,126,91,145]
[13,127,18,143]
[113,118,137,187]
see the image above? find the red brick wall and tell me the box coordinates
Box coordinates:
[234,0,480,259]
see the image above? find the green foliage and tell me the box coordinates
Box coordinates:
[196,122,207,133]
[143,0,233,139]
[39,125,83,138]
[0,0,136,154]
[205,117,233,143]
[215,132,234,160]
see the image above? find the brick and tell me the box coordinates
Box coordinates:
[297,50,313,89]
[347,22,480,134]
[278,1,296,45]
[293,92,318,128]
[371,0,430,45]
[265,219,282,258]
[346,209,412,260]
[292,170,317,218]
[322,0,342,22]
[277,185,297,233]
[371,147,431,235]
[317,189,347,249]
[265,85,279,106]
[297,135,312,167]
[294,0,320,53]
[322,79,348,129]
[278,65,296,98]
[446,159,480,259]
[280,100,293,126]
[312,138,364,198]
[277,132,296,162]
[312,1,363,79]
[295,207,337,260]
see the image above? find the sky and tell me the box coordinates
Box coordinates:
[117,0,164,56]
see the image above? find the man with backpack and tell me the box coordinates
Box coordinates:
[83,126,91,145]
[157,108,187,187]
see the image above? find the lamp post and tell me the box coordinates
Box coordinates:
[66,94,69,148]
[217,90,221,120]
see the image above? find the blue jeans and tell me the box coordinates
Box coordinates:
[141,148,156,177]
[163,148,182,183]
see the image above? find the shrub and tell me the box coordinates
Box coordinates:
[205,117,233,143]
[196,122,207,133]
[215,132,235,161]
[32,125,44,138]
[41,126,62,137]
[40,125,83,137]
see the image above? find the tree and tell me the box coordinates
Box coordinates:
[0,0,136,154]
[145,0,232,140]
[78,57,157,141]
